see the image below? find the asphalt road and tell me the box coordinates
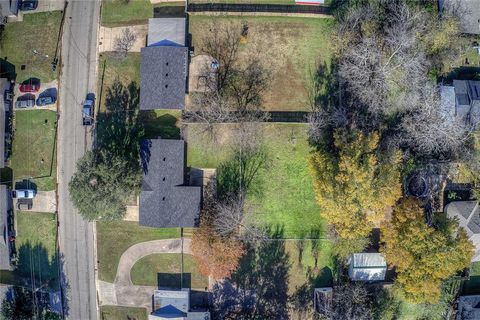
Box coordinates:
[57,1,100,319]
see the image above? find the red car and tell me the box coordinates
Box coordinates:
[19,83,40,93]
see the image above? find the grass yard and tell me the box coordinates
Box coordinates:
[190,0,295,4]
[101,0,180,27]
[97,220,181,282]
[100,306,147,320]
[1,11,62,83]
[0,212,58,289]
[98,52,140,112]
[284,239,333,293]
[186,123,327,238]
[10,110,57,191]
[130,253,209,289]
[189,15,334,111]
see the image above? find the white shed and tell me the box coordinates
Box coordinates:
[348,253,387,281]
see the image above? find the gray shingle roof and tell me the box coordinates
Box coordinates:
[140,46,187,110]
[148,18,186,47]
[0,185,11,270]
[139,139,201,228]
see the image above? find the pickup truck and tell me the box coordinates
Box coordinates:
[82,93,95,126]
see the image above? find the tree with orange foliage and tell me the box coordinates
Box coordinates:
[191,224,245,281]
[381,198,474,304]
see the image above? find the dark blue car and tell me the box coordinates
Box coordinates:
[36,96,56,107]
[19,0,38,11]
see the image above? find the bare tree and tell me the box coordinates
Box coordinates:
[114,28,137,57]
[184,22,270,134]
[337,1,428,115]
[200,21,242,92]
[322,283,372,320]
[214,196,266,241]
[400,84,469,156]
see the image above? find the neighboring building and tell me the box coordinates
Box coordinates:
[440,80,480,127]
[445,201,480,261]
[313,287,333,317]
[295,0,325,4]
[0,185,13,270]
[439,0,480,35]
[0,0,18,24]
[0,78,13,168]
[456,295,480,320]
[149,289,210,320]
[348,253,387,281]
[140,18,188,110]
[139,139,201,228]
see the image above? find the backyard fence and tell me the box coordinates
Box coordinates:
[187,3,332,15]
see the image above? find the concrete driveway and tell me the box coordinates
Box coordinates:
[98,238,192,308]
[99,25,147,53]
[14,80,58,111]
[14,191,56,212]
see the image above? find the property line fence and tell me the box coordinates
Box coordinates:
[187,3,332,15]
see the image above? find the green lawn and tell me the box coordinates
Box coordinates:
[189,15,334,111]
[285,239,333,293]
[190,0,295,4]
[130,253,209,289]
[1,11,62,83]
[0,212,58,289]
[100,306,147,320]
[186,123,327,238]
[101,0,180,27]
[97,220,181,282]
[98,52,140,112]
[10,110,57,191]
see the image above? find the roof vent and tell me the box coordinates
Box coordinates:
[162,197,165,201]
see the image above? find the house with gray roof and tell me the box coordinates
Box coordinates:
[439,0,480,35]
[0,185,13,270]
[139,139,201,228]
[0,78,12,168]
[140,18,188,110]
[445,201,480,261]
[456,295,480,320]
[149,289,210,320]
[440,80,480,127]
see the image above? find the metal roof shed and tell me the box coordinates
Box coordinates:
[348,253,387,281]
[148,18,186,47]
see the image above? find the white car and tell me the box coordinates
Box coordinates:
[12,189,36,199]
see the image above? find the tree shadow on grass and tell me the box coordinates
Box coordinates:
[213,226,290,319]
[14,242,59,290]
[288,266,333,319]
[140,111,180,139]
[95,78,143,163]
[216,147,268,200]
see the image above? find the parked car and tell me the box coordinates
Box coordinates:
[12,189,36,199]
[19,0,38,11]
[19,83,40,93]
[36,96,56,107]
[82,93,95,126]
[15,96,35,109]
[17,199,33,211]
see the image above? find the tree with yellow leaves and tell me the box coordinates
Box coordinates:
[381,198,474,304]
[309,129,402,240]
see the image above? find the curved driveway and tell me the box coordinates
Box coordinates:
[114,238,192,286]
